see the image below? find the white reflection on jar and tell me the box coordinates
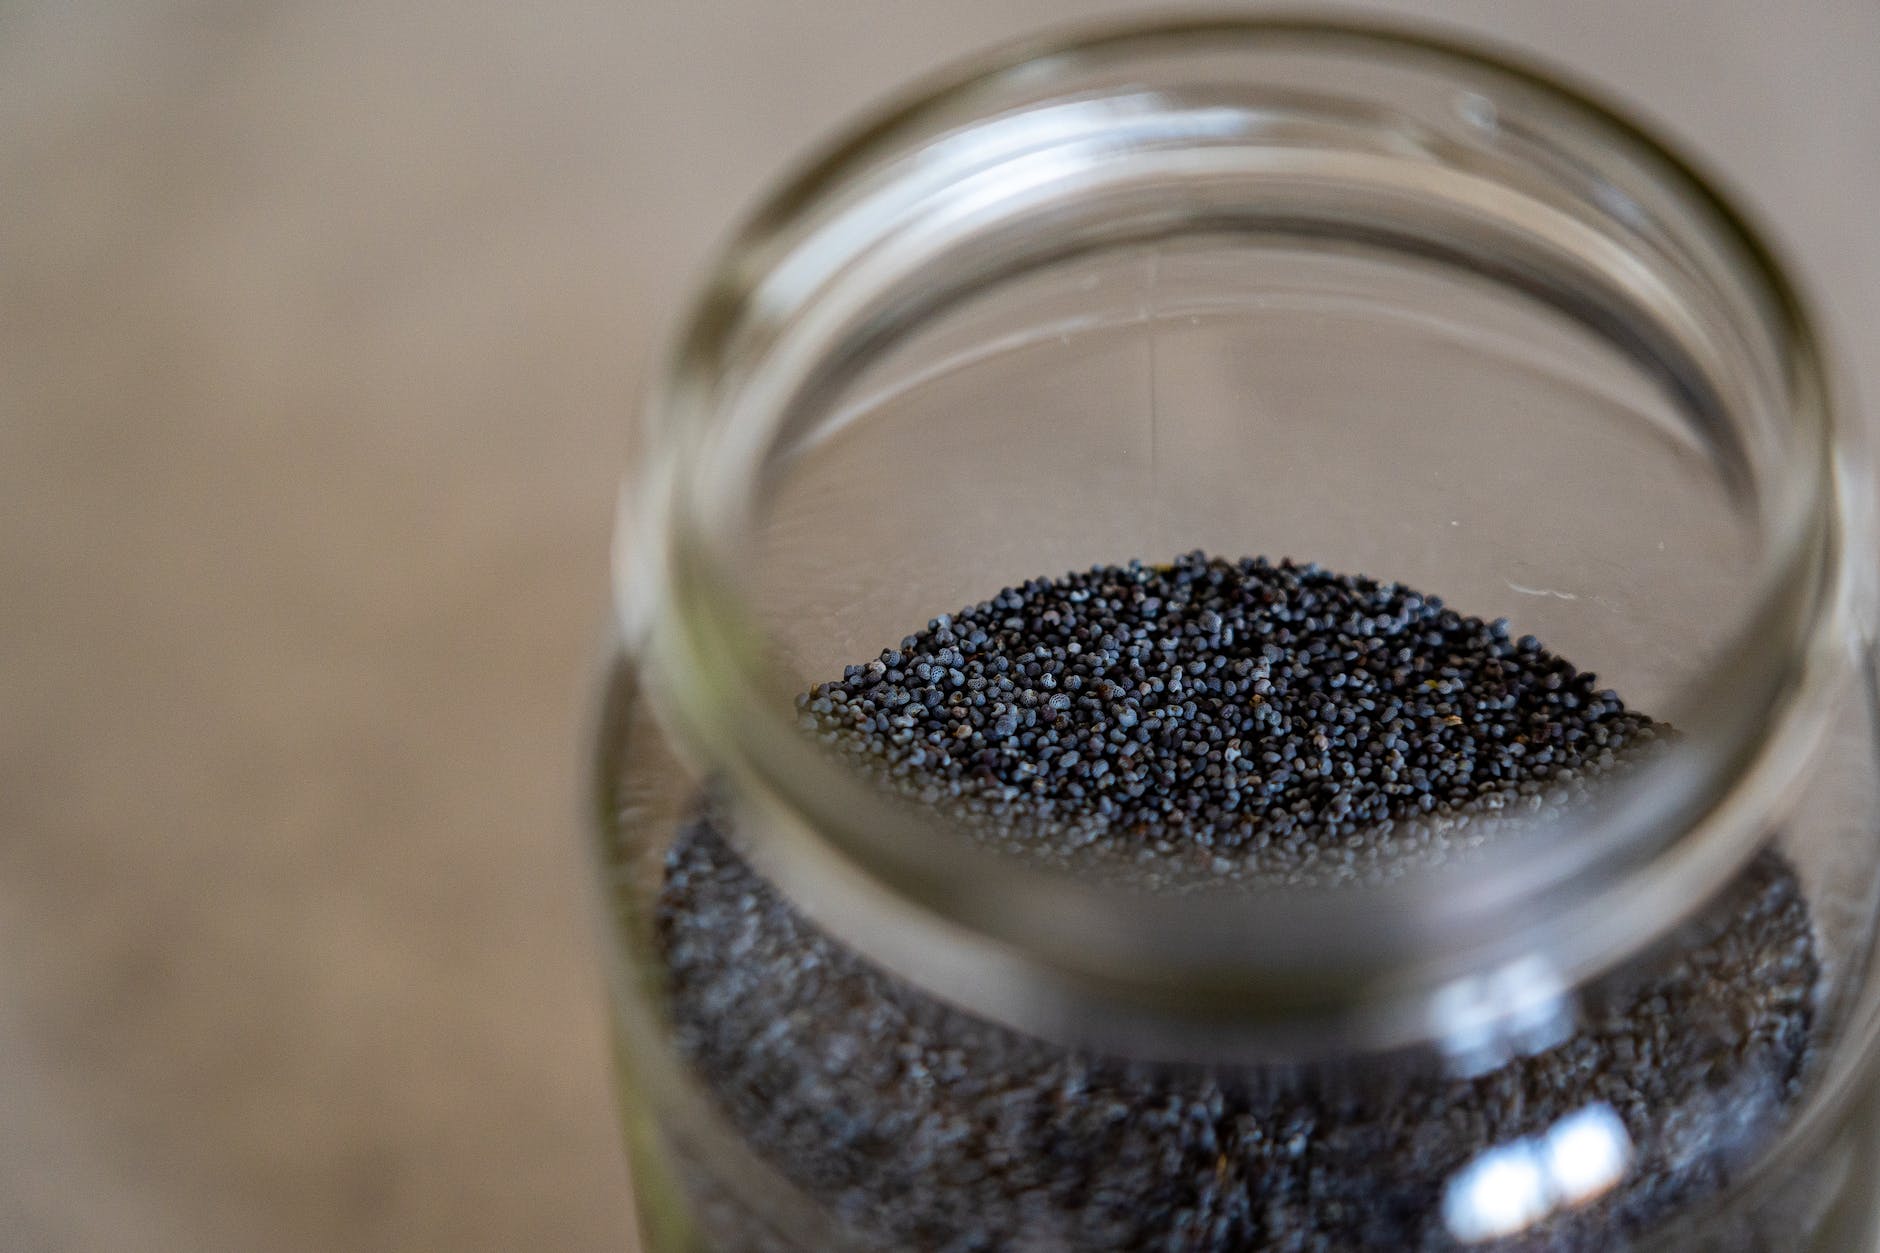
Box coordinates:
[1442,1104,1634,1243]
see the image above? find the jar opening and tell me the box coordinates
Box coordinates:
[624,18,1849,1063]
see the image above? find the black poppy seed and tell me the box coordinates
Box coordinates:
[652,552,1818,1252]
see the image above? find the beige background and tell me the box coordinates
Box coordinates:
[2,3,1876,1250]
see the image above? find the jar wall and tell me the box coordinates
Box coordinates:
[743,238,1761,718]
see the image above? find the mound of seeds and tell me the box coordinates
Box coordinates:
[795,552,1665,886]
[654,553,1819,1250]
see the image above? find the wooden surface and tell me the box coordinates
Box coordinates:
[2,2,1876,1249]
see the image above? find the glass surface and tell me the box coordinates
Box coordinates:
[751,242,1751,712]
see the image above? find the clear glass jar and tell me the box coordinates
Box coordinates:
[591,19,1880,1251]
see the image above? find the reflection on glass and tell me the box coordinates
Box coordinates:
[1443,1103,1634,1243]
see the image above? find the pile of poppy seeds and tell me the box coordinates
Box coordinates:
[653,553,1820,1250]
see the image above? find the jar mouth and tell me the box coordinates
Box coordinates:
[623,18,1853,1060]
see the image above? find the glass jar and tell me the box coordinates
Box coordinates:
[591,19,1880,1251]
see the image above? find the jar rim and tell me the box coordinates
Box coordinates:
[622,15,1853,1061]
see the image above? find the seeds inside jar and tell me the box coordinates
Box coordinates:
[655,552,1818,1251]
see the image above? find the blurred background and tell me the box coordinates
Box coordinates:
[1,2,1876,1250]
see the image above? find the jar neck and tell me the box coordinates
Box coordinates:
[623,18,1853,1064]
